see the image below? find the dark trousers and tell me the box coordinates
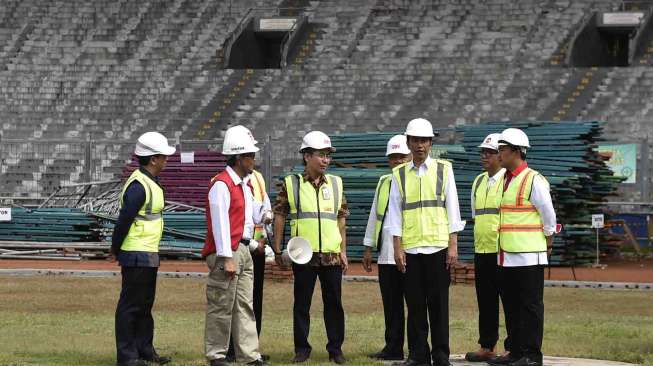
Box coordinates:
[378,264,406,356]
[227,251,266,357]
[500,265,544,363]
[404,250,450,365]
[292,263,344,356]
[115,266,158,364]
[474,253,511,351]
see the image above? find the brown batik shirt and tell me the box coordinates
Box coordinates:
[273,171,349,267]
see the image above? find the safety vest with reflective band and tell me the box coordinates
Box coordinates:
[119,169,165,252]
[372,174,392,249]
[472,170,505,254]
[499,167,548,253]
[251,170,267,240]
[285,174,343,253]
[392,159,450,249]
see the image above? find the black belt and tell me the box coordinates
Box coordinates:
[239,238,250,246]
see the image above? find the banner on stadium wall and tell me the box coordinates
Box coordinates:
[597,143,637,184]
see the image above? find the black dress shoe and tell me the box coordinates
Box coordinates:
[224,354,236,363]
[488,354,518,365]
[260,354,270,361]
[247,358,269,365]
[329,353,346,364]
[209,358,230,366]
[369,351,404,360]
[509,357,542,366]
[292,352,310,363]
[391,359,430,366]
[144,354,171,365]
[118,360,148,366]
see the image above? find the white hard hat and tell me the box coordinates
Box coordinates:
[498,128,530,148]
[405,118,436,137]
[134,132,176,157]
[386,134,411,156]
[222,125,260,155]
[299,131,336,152]
[478,133,502,151]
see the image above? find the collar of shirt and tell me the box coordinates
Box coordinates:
[409,156,432,170]
[487,168,506,185]
[504,161,528,191]
[138,166,162,187]
[302,170,327,188]
[226,165,250,186]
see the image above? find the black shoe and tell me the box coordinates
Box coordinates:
[247,358,269,365]
[487,354,518,366]
[292,352,310,363]
[329,353,346,364]
[144,354,171,365]
[118,360,148,366]
[260,354,270,361]
[392,359,430,366]
[369,351,404,361]
[508,357,542,366]
[224,354,236,363]
[209,358,230,366]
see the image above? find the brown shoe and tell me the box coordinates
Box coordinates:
[464,348,496,362]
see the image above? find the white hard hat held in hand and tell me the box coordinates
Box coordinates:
[386,134,411,156]
[222,125,260,155]
[498,128,530,148]
[405,118,436,137]
[478,133,502,151]
[135,132,176,157]
[300,131,336,152]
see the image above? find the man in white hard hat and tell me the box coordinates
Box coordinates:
[202,125,268,366]
[487,128,556,366]
[387,118,465,366]
[272,131,349,364]
[112,131,175,366]
[465,133,512,363]
[362,134,411,361]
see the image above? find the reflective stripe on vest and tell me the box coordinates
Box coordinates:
[119,169,165,253]
[472,171,504,254]
[285,174,343,253]
[392,159,449,249]
[373,174,392,248]
[251,170,267,240]
[499,168,547,253]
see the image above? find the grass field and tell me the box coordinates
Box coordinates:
[0,276,651,366]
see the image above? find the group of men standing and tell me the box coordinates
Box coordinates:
[110,117,555,366]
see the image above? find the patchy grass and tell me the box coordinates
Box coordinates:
[0,276,651,365]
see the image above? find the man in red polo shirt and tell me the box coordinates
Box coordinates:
[203,125,268,366]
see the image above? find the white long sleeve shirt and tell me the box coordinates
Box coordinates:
[385,156,466,254]
[499,172,557,267]
[363,189,396,264]
[208,166,261,258]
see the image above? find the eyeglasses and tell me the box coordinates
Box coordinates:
[312,152,332,159]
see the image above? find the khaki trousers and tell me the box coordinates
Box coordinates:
[205,244,260,362]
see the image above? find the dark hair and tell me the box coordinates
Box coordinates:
[300,148,314,166]
[138,155,152,166]
[406,135,433,144]
[227,155,238,167]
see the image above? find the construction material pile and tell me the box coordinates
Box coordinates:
[445,121,623,265]
[123,151,225,207]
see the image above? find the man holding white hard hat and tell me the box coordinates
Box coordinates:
[272,131,349,364]
[202,125,268,366]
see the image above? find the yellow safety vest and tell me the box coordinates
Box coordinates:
[285,174,343,253]
[251,170,267,240]
[372,174,392,248]
[119,169,165,252]
[499,167,548,253]
[472,170,504,254]
[392,159,450,249]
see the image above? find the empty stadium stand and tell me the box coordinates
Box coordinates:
[1,0,652,205]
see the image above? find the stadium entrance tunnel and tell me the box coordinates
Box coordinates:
[568,11,653,67]
[223,16,308,69]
